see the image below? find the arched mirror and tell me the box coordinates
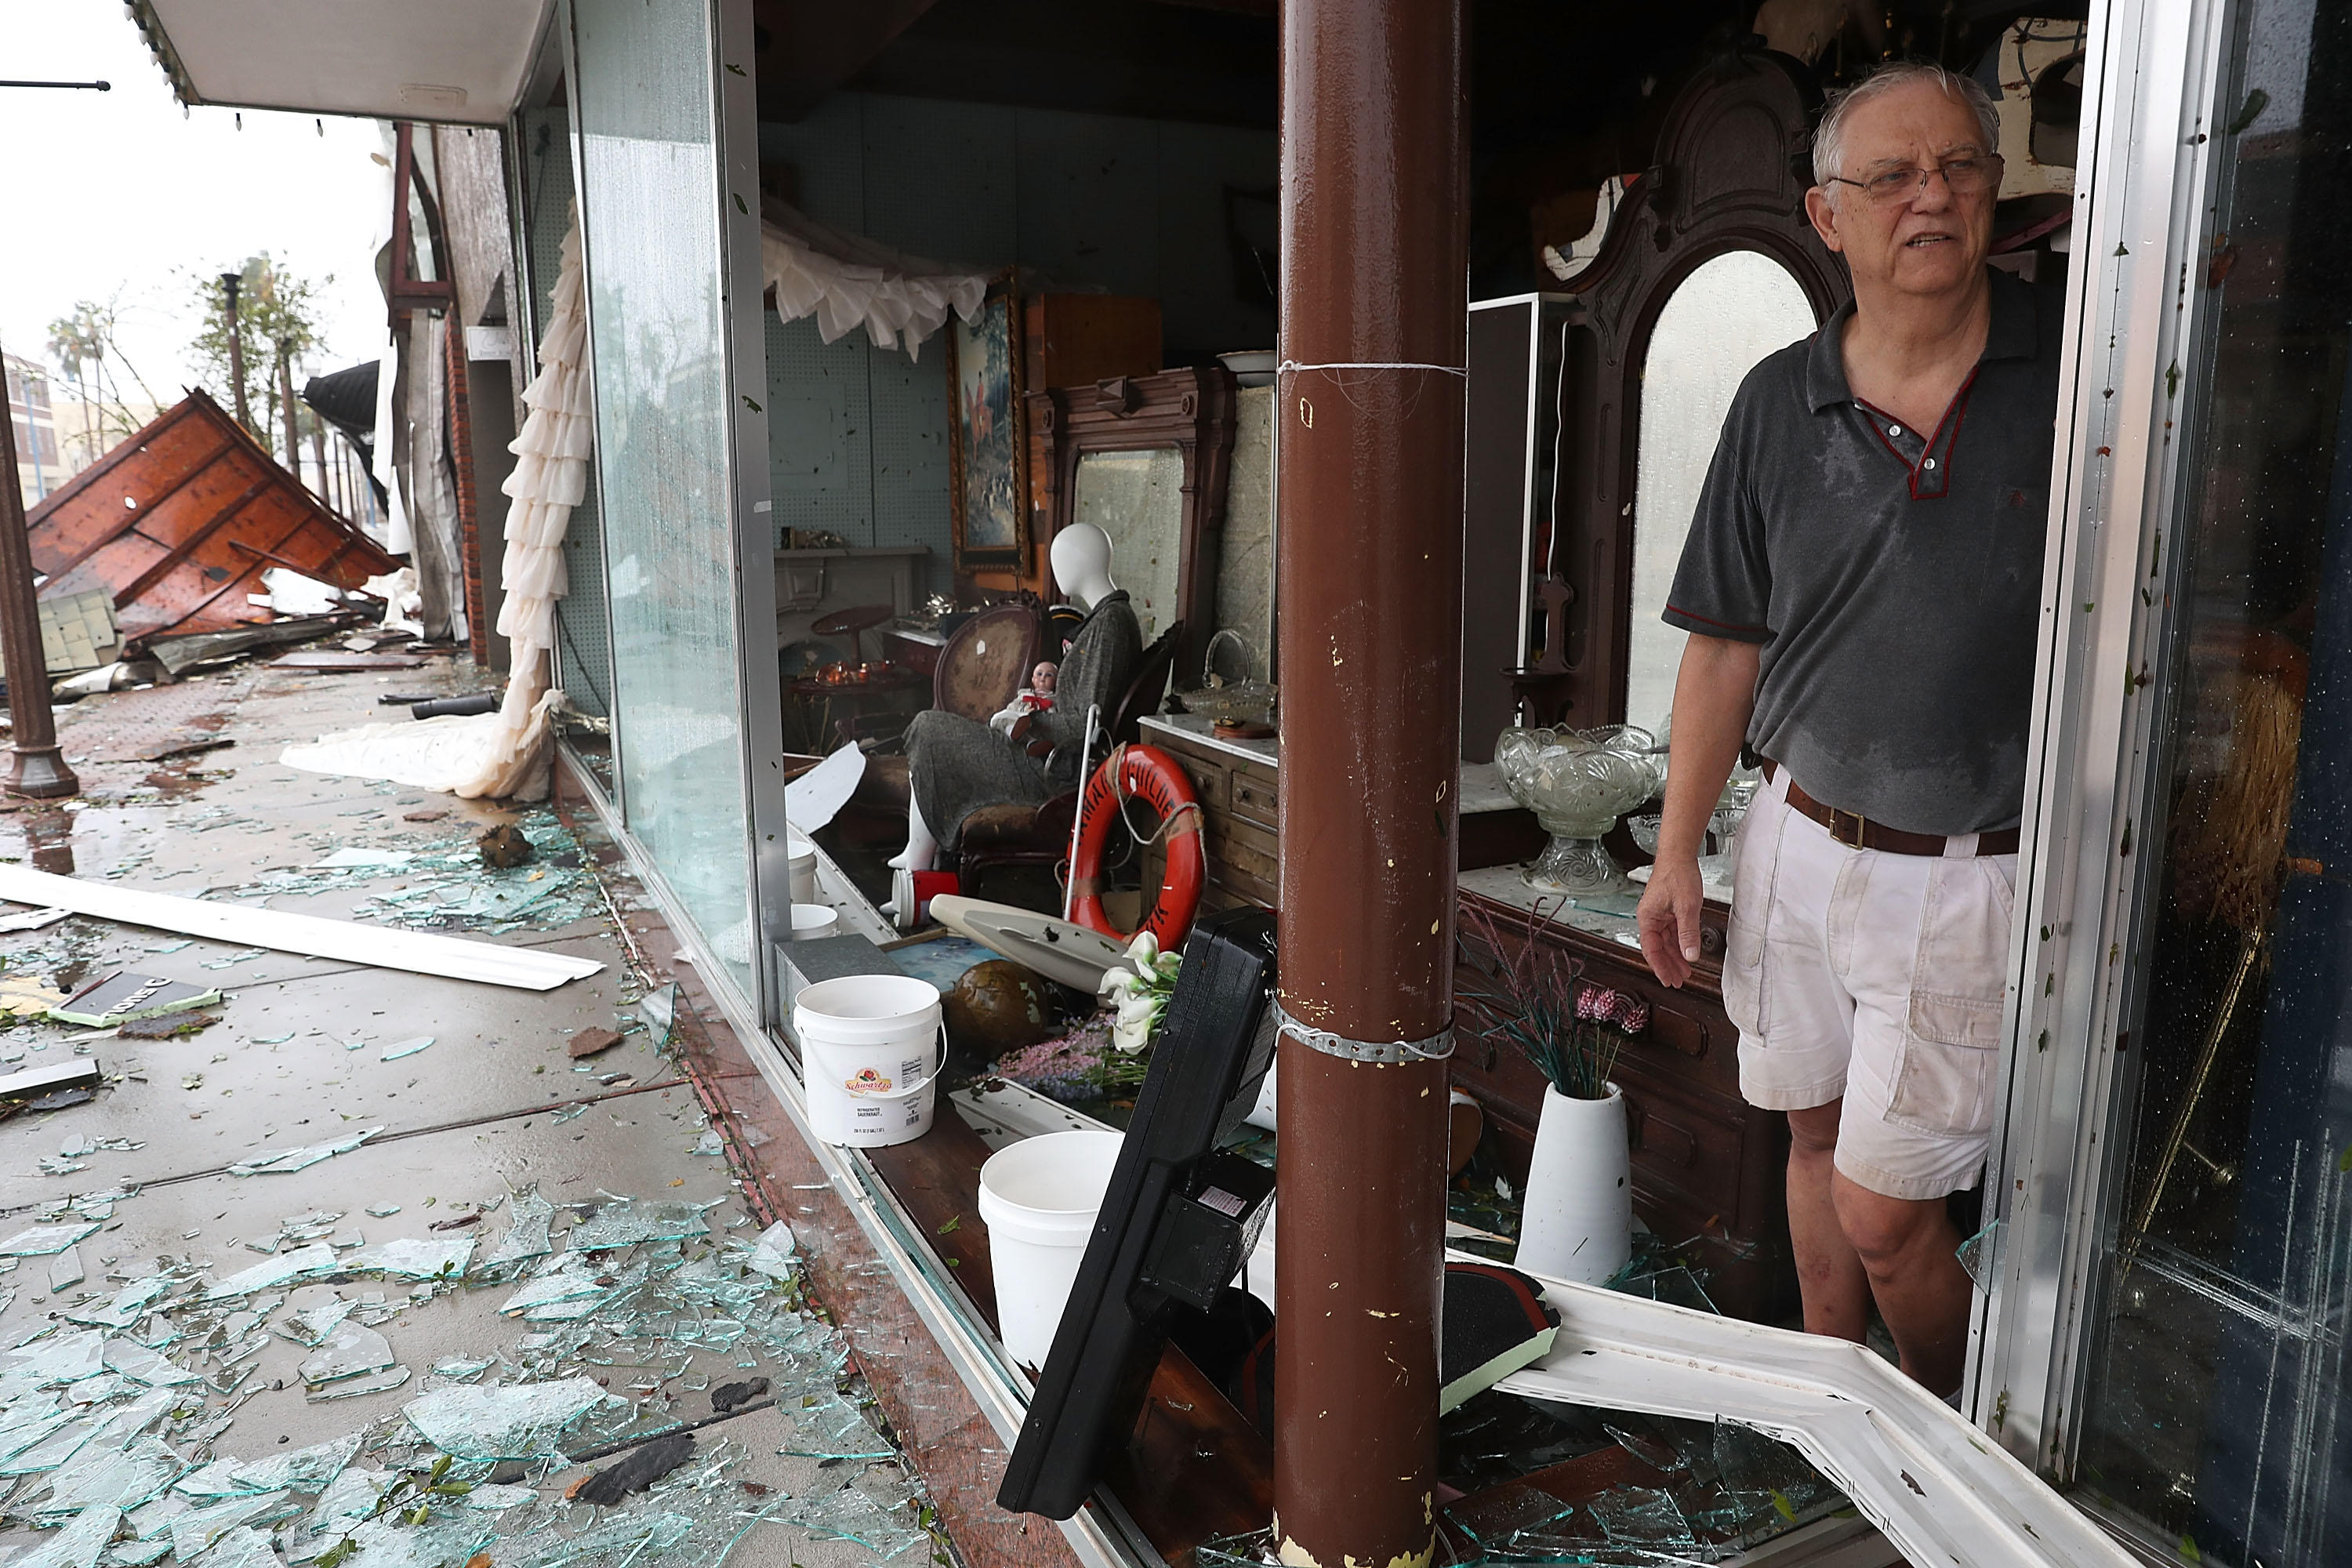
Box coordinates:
[1625,251,1817,736]
[1529,48,1848,735]
[1073,447,1185,644]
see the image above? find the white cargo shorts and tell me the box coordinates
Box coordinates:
[1722,768,2016,1201]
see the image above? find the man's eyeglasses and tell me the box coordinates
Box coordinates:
[1825,154,2005,205]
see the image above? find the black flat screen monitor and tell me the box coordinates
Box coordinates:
[996,906,1279,1519]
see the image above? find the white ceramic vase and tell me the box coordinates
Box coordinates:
[1513,1083,1632,1285]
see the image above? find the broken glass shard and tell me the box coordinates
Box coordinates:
[64,1372,131,1407]
[379,1036,434,1062]
[306,1365,411,1402]
[206,1243,339,1301]
[12,1502,122,1568]
[1443,1484,1577,1548]
[461,1481,538,1509]
[102,1339,201,1388]
[47,1247,87,1294]
[505,1512,691,1568]
[107,1539,174,1566]
[305,1465,386,1526]
[480,1187,554,1271]
[779,1392,895,1462]
[300,1322,397,1387]
[638,983,678,1048]
[188,1526,281,1568]
[0,1221,101,1256]
[401,1377,614,1460]
[35,1434,183,1517]
[1584,1483,1699,1552]
[429,1356,494,1383]
[228,1128,383,1178]
[565,1200,714,1250]
[13,1327,107,1385]
[314,1517,495,1568]
[347,1236,474,1279]
[741,1222,796,1281]
[365,1203,401,1218]
[1957,1218,2005,1294]
[64,1276,172,1331]
[279,1298,358,1348]
[784,1481,928,1559]
[496,1258,605,1319]
[168,1490,299,1558]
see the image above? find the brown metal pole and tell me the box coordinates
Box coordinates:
[0,360,78,799]
[1273,0,1467,1564]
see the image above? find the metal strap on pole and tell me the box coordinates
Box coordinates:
[1272,999,1456,1065]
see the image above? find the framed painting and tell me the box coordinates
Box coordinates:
[946,277,1026,572]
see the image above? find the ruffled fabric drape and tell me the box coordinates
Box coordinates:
[760,199,989,361]
[284,211,592,800]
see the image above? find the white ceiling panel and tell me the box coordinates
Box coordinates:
[134,0,554,125]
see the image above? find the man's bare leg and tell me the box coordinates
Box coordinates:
[1786,1101,1870,1343]
[1831,1169,1971,1394]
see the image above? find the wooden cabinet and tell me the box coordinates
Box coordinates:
[1450,877,1794,1322]
[1139,713,1795,1321]
[1022,294,1162,393]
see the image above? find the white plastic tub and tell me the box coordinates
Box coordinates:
[793,975,942,1148]
[977,1129,1124,1369]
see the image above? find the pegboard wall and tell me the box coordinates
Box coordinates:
[521,103,615,719]
[755,92,1275,561]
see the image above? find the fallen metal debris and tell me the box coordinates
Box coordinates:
[0,866,604,990]
[0,1058,103,1102]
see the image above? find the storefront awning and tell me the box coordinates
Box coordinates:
[125,0,550,125]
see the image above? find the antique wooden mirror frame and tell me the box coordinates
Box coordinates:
[1026,366,1238,682]
[1541,48,1853,729]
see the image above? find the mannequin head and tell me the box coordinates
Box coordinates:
[1049,524,1116,610]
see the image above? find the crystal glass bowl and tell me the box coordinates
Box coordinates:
[1494,724,1668,895]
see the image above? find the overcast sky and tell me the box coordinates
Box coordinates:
[0,2,388,408]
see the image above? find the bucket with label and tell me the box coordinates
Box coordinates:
[793,975,944,1148]
[977,1129,1124,1368]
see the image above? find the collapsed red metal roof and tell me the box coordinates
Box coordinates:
[25,388,400,641]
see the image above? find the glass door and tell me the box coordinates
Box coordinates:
[2069,3,2352,1561]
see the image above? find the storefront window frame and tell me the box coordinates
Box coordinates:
[514,4,628,811]
[1969,0,2245,1497]
[556,0,779,1020]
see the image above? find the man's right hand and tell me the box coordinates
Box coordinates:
[1638,853,1708,989]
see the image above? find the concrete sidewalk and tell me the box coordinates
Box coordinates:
[0,660,938,1566]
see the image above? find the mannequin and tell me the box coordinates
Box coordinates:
[886,524,1142,923]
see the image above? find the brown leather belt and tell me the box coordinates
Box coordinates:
[1762,761,2019,857]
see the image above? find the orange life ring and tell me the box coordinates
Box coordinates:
[1068,744,1207,951]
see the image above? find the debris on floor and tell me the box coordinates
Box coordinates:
[564,1029,624,1061]
[0,1178,938,1567]
[477,824,533,870]
[49,973,226,1028]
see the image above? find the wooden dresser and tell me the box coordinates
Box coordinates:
[1138,713,1795,1321]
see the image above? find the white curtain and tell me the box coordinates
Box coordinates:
[759,200,989,361]
[284,212,591,800]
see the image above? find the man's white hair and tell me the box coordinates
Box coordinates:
[1812,61,2002,192]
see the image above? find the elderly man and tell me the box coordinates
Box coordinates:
[1635,60,2060,1398]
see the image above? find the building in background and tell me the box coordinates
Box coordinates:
[5,351,64,512]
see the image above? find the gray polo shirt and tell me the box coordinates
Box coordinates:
[1662,268,2060,836]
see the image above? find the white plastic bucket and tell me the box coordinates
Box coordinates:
[787,835,818,904]
[978,1130,1124,1369]
[794,975,944,1149]
[789,903,839,942]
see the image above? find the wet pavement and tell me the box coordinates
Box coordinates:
[0,662,943,1566]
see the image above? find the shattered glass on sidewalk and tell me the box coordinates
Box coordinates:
[0,1185,935,1568]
